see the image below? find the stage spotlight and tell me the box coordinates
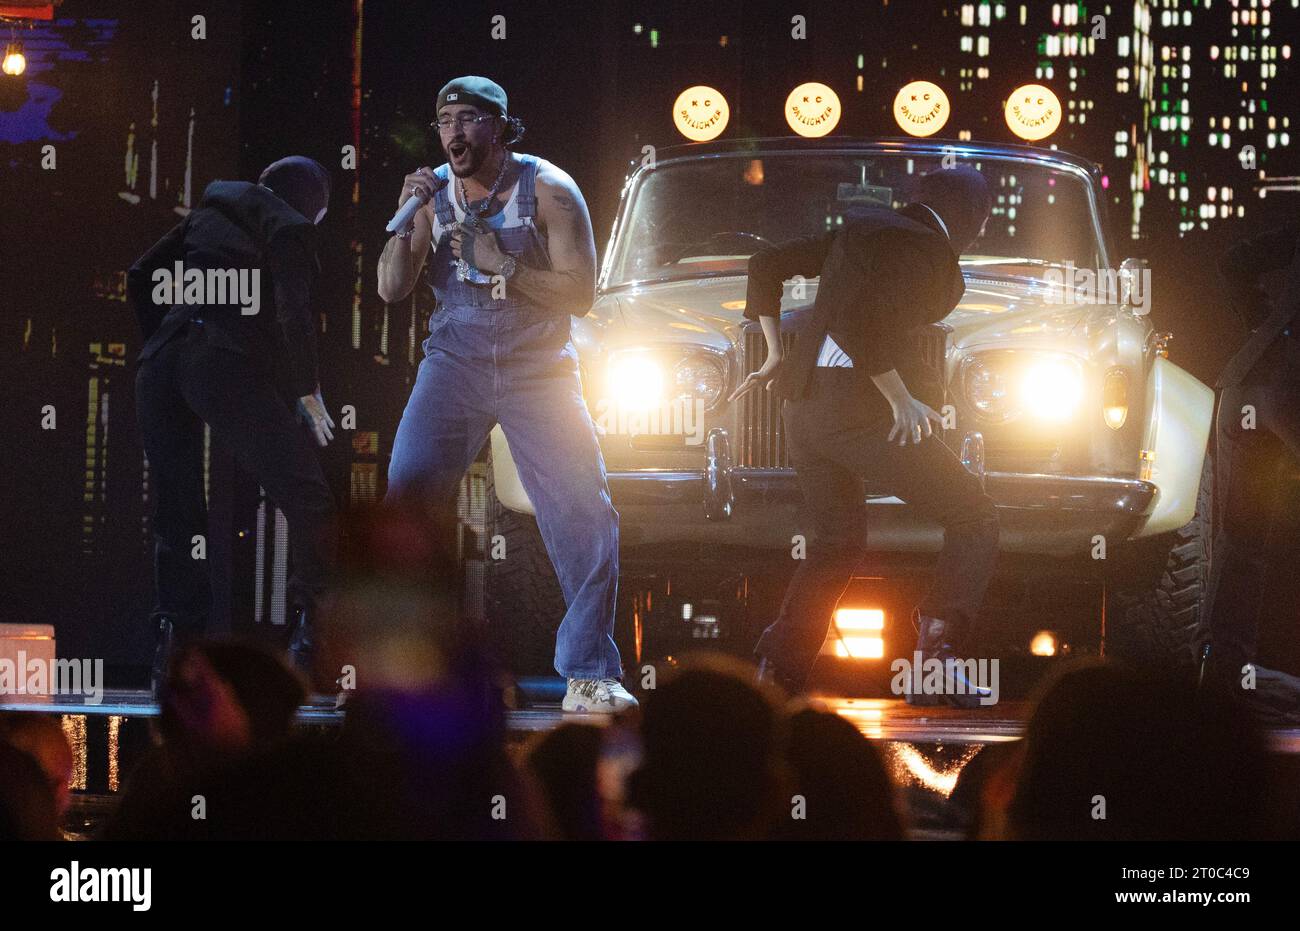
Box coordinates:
[2,43,25,76]
[832,606,884,659]
[1030,631,1058,657]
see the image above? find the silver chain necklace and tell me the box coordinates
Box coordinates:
[454,153,510,283]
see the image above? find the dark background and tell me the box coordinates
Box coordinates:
[1,0,1297,672]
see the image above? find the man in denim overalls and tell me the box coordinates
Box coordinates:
[377,77,634,713]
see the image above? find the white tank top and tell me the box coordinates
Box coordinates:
[427,164,528,243]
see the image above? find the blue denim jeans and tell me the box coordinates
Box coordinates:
[386,305,622,680]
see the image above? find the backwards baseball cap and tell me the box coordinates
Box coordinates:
[437,76,508,116]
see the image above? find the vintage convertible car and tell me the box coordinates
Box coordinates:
[480,137,1214,678]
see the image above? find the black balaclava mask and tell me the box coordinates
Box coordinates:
[911,165,992,253]
[258,156,332,223]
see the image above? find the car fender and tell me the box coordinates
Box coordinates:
[1133,356,1213,537]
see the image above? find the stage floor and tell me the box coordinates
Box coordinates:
[5,688,1300,750]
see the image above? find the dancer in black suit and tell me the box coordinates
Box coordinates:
[1202,220,1300,714]
[731,167,997,706]
[129,157,338,695]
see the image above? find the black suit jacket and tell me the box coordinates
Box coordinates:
[743,204,965,402]
[1215,222,1300,389]
[128,181,322,398]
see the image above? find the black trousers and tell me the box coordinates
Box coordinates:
[135,322,337,634]
[1204,368,1300,672]
[754,368,1000,681]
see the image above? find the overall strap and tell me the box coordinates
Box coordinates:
[431,163,457,229]
[515,154,539,222]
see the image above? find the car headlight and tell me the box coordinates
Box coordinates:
[673,352,727,409]
[962,351,1084,423]
[964,358,1013,419]
[607,353,664,411]
[605,347,728,412]
[1021,357,1084,421]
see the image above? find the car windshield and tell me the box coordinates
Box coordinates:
[605,151,1104,289]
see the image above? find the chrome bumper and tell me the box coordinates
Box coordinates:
[606,428,1157,519]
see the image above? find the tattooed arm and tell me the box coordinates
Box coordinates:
[509,161,598,316]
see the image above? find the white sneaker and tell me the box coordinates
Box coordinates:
[562,677,639,713]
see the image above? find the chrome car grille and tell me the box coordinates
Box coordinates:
[736,326,795,468]
[736,322,950,468]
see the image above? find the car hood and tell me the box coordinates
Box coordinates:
[597,272,1114,355]
[945,273,1109,352]
[596,276,752,352]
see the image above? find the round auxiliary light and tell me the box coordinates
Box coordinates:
[784,82,841,138]
[672,85,729,142]
[1004,84,1062,141]
[893,80,950,137]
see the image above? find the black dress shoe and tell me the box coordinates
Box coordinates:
[287,603,316,676]
[755,655,805,695]
[903,610,947,706]
[149,614,175,702]
[905,611,994,709]
[1201,646,1300,724]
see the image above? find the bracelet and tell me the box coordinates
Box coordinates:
[395,227,414,241]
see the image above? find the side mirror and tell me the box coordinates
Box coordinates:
[1119,257,1151,316]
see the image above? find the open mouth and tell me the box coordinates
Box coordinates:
[449,142,469,160]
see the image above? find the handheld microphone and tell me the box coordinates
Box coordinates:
[385,169,448,234]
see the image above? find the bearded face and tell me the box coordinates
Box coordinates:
[438,104,501,178]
